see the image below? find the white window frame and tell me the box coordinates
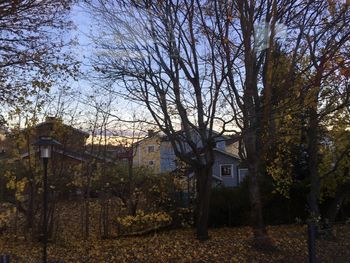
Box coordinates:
[220,164,233,177]
[147,145,156,153]
[238,168,248,184]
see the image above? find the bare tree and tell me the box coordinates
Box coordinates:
[214,0,291,246]
[86,0,349,244]
[86,0,234,240]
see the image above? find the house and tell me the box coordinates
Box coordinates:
[133,129,248,187]
[0,117,123,168]
[0,117,90,162]
[133,130,164,172]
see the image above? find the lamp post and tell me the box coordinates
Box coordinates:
[33,136,61,263]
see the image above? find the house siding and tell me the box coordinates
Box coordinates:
[133,136,161,173]
[160,141,176,173]
[133,131,242,188]
[215,140,226,151]
[226,141,240,156]
[212,151,240,187]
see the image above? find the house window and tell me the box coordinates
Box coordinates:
[147,145,155,153]
[220,164,233,177]
[148,160,154,166]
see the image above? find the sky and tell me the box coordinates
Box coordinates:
[66,2,281,136]
[4,2,280,135]
[61,4,153,136]
[66,4,188,136]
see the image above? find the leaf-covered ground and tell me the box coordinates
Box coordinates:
[1,224,350,262]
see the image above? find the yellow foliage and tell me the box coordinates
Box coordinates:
[4,171,16,190]
[0,204,16,230]
[116,210,172,230]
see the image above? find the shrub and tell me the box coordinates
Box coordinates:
[116,210,172,234]
[209,175,309,227]
[171,207,193,228]
[209,184,250,227]
[0,203,15,232]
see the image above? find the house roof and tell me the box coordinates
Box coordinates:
[213,148,240,160]
[19,148,115,163]
[225,134,241,146]
[35,118,90,138]
[20,149,85,162]
[133,131,165,145]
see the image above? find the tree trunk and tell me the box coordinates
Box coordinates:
[244,129,272,248]
[195,166,212,241]
[307,79,322,220]
[240,12,271,245]
[84,174,91,239]
[127,158,137,216]
[99,196,110,238]
[27,178,35,238]
[247,162,267,237]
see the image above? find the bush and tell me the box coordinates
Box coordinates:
[171,207,193,228]
[116,210,172,234]
[0,203,15,232]
[209,184,250,227]
[209,175,309,227]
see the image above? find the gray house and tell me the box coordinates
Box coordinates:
[134,130,247,187]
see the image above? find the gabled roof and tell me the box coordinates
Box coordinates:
[19,148,115,163]
[133,131,165,145]
[20,149,85,162]
[213,148,240,160]
[35,118,89,138]
[225,134,241,145]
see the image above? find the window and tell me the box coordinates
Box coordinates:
[147,145,155,153]
[148,160,154,166]
[220,164,233,177]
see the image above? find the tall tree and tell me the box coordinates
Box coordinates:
[320,110,350,223]
[87,0,234,240]
[217,0,349,245]
[299,1,349,220]
[266,0,350,220]
[216,0,292,246]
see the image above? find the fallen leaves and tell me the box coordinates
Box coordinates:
[0,224,349,262]
[0,201,349,262]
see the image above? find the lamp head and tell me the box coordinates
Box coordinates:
[32,136,61,159]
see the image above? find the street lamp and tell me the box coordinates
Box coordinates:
[33,136,61,263]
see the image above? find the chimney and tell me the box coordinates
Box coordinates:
[148,129,155,137]
[45,116,57,123]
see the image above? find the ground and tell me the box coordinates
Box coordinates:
[0,224,349,262]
